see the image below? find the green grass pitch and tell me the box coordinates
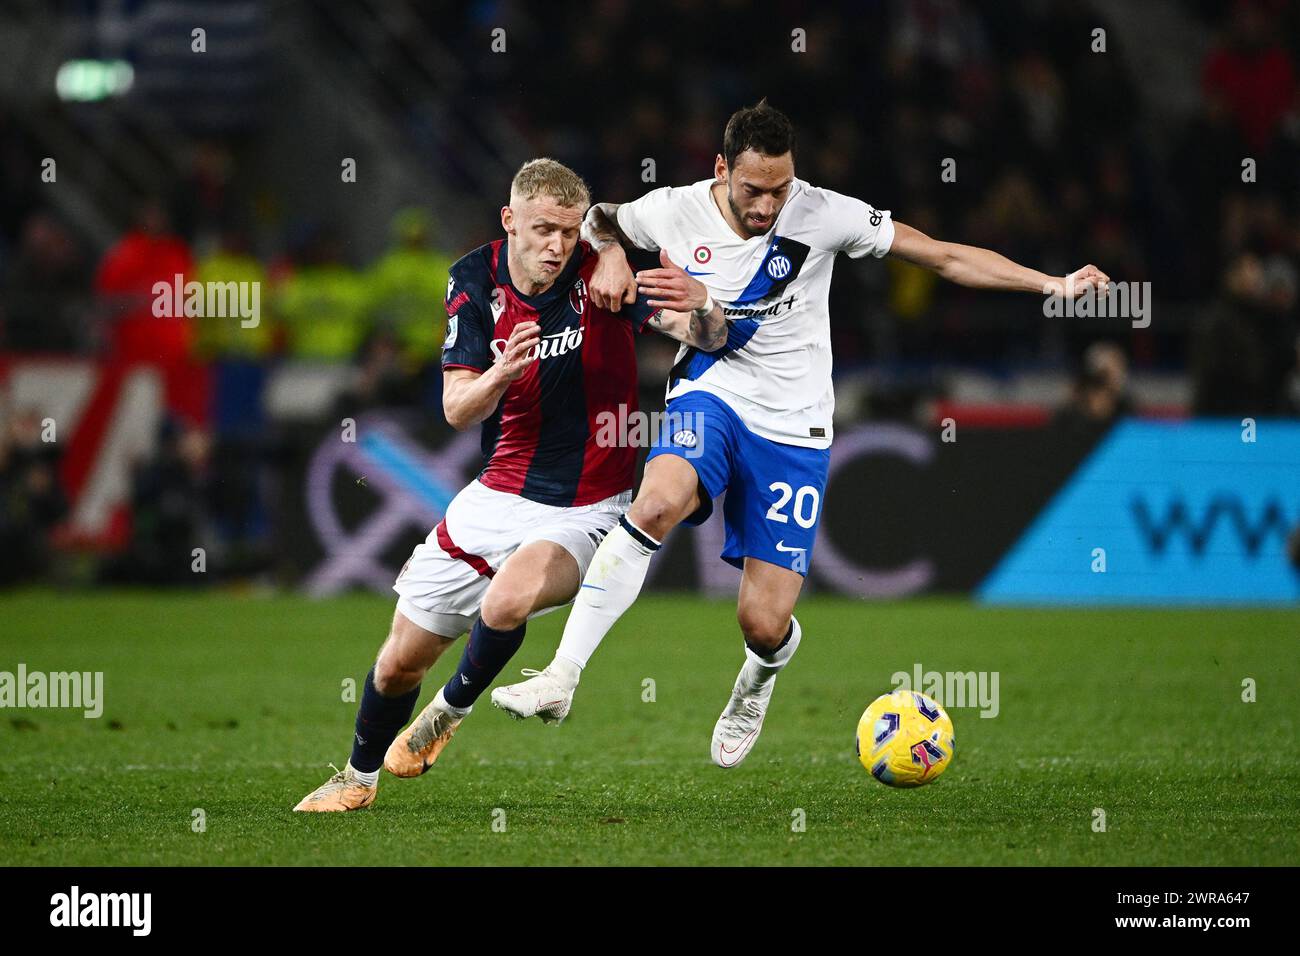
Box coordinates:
[1,589,1297,866]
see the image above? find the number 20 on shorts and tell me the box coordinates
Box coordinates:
[766,482,820,528]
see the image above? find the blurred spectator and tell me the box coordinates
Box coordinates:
[365,207,453,370]
[0,408,68,585]
[1053,341,1135,432]
[195,225,274,527]
[1202,0,1296,152]
[275,227,371,361]
[2,212,89,352]
[95,198,195,354]
[0,116,40,257]
[194,227,275,360]
[95,199,209,424]
[107,418,216,586]
[334,328,424,416]
[1192,250,1300,415]
[175,141,239,249]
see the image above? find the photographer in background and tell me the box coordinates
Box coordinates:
[0,407,68,585]
[1053,341,1134,433]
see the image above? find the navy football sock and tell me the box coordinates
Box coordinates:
[442,617,527,709]
[349,668,421,774]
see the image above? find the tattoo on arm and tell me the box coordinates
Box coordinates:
[650,305,728,351]
[696,303,728,351]
[582,202,631,252]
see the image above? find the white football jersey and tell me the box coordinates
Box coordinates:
[617,177,894,448]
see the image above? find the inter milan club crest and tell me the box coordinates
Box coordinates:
[570,277,588,315]
[766,254,792,279]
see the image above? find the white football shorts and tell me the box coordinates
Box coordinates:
[392,479,631,638]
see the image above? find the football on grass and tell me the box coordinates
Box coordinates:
[856,690,955,787]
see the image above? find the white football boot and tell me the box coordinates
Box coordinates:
[491,659,580,724]
[711,622,802,768]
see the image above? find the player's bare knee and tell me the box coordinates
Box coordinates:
[479,587,530,631]
[737,606,790,652]
[373,650,423,696]
[629,493,683,541]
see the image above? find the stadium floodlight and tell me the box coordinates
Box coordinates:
[55,59,134,102]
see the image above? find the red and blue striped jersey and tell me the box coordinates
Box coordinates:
[442,239,658,507]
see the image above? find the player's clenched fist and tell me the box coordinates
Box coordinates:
[1045,264,1110,298]
[496,320,540,381]
[590,247,637,312]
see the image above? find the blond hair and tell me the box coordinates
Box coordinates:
[510,158,590,210]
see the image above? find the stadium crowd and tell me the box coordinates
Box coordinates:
[1,0,1298,586]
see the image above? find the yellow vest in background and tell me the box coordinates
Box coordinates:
[277,264,372,361]
[366,248,453,366]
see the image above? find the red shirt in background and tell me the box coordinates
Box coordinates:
[1203,43,1296,151]
[95,230,208,424]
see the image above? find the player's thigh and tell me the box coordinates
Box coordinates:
[392,482,509,640]
[373,608,457,694]
[736,557,805,649]
[639,391,746,537]
[628,453,707,538]
[480,540,581,629]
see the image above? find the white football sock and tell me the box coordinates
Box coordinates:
[555,517,661,672]
[347,763,380,788]
[433,686,472,719]
[744,616,802,685]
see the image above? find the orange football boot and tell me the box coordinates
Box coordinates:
[383,698,464,778]
[293,764,377,812]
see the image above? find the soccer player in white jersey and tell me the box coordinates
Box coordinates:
[494,100,1108,767]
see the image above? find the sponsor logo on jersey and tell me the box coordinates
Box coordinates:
[443,314,459,349]
[445,289,469,317]
[489,325,583,362]
[723,293,798,318]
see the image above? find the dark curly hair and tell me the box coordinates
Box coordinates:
[722,98,795,169]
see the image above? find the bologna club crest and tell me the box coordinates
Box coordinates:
[570,277,588,315]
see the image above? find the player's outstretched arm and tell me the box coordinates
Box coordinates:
[637,249,728,352]
[889,221,1109,297]
[442,321,540,430]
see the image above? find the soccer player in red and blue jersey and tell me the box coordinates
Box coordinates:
[295,159,726,811]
